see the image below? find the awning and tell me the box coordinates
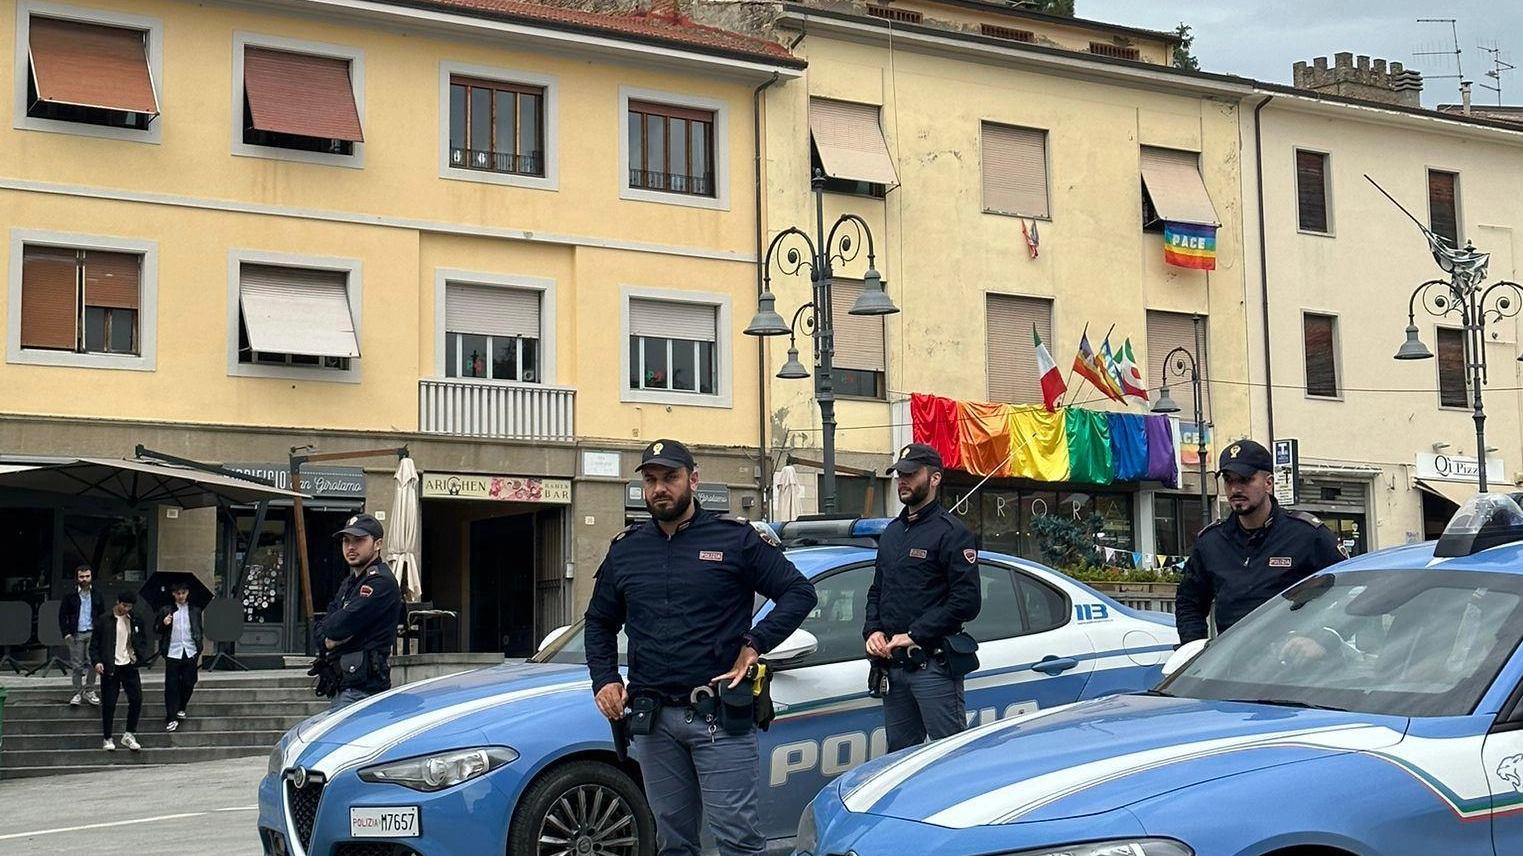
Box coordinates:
[1141,147,1219,226]
[809,98,898,186]
[239,264,360,358]
[29,17,159,117]
[1415,478,1475,510]
[243,46,364,142]
[0,458,307,508]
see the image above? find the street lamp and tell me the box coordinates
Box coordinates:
[745,170,898,513]
[1150,341,1212,525]
[1392,243,1523,493]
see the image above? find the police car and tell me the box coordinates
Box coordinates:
[798,493,1523,856]
[258,517,1176,856]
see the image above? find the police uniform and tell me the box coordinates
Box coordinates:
[1176,441,1346,644]
[865,443,982,752]
[584,439,816,856]
[317,513,402,709]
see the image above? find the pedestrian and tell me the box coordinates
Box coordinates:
[91,591,150,752]
[313,513,401,710]
[1175,439,1347,645]
[156,581,203,731]
[585,439,816,856]
[61,564,104,708]
[863,443,982,753]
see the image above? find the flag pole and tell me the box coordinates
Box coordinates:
[1058,322,1086,408]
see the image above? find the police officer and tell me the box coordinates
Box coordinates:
[1176,440,1347,645]
[315,513,402,709]
[864,443,981,752]
[585,439,816,856]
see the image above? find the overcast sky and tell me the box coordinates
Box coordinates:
[1077,1,1522,109]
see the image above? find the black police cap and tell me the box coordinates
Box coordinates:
[886,442,944,475]
[334,512,385,540]
[1218,439,1273,478]
[636,439,696,472]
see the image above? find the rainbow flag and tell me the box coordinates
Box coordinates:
[1163,222,1217,270]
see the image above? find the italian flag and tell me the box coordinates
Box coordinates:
[1118,338,1149,403]
[1034,326,1067,412]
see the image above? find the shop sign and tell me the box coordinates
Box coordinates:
[422,472,572,504]
[625,480,730,512]
[1415,453,1504,483]
[226,463,366,497]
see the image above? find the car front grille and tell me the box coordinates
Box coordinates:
[284,778,325,853]
[332,844,421,856]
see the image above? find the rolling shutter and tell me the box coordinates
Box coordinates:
[239,264,359,358]
[986,294,1051,405]
[829,279,885,372]
[1146,310,1210,414]
[1295,150,1328,233]
[1140,147,1219,226]
[445,284,539,338]
[82,251,140,309]
[243,47,364,142]
[982,124,1049,217]
[809,98,898,186]
[629,298,716,342]
[28,17,159,116]
[20,247,79,350]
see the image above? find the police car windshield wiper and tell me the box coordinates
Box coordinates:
[1136,688,1174,697]
[1225,697,1349,711]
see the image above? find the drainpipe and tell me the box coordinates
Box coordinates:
[1252,94,1276,441]
[754,72,780,520]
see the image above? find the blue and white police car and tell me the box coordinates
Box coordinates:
[258,517,1175,856]
[799,493,1523,856]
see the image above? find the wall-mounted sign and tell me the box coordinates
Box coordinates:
[422,472,572,504]
[1415,453,1505,484]
[226,464,366,498]
[582,451,623,478]
[1272,439,1299,506]
[625,480,730,512]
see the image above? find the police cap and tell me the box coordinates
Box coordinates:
[636,439,696,472]
[334,512,385,540]
[887,442,944,475]
[1218,440,1273,478]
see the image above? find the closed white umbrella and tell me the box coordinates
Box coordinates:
[772,465,804,523]
[386,457,422,602]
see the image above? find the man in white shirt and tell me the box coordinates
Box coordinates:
[90,592,149,752]
[156,581,203,732]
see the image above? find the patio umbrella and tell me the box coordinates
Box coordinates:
[772,465,804,523]
[0,458,305,508]
[386,457,422,602]
[139,570,215,612]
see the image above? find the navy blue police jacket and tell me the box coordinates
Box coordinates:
[318,558,402,658]
[584,507,817,697]
[1175,501,1346,644]
[863,499,981,651]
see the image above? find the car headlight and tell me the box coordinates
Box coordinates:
[268,743,286,776]
[794,795,818,855]
[357,747,518,792]
[1006,840,1192,856]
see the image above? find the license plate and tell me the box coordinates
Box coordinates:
[350,806,420,838]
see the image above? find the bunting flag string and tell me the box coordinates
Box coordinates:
[1097,545,1189,571]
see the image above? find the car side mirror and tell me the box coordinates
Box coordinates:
[765,628,818,666]
[1161,638,1207,678]
[537,625,571,653]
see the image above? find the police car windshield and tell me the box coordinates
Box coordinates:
[1159,569,1523,717]
[529,620,626,666]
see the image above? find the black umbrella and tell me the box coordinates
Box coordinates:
[139,570,215,612]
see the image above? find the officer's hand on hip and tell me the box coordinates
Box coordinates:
[865,631,890,659]
[595,682,628,720]
[886,633,915,653]
[714,645,760,690]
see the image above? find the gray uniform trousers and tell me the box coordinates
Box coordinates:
[630,704,765,856]
[883,656,966,752]
[68,632,97,693]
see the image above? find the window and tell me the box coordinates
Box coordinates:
[1089,42,1140,61]
[230,257,360,380]
[628,101,714,197]
[1436,326,1469,408]
[1139,146,1218,233]
[1428,169,1460,248]
[1017,573,1068,633]
[829,279,886,399]
[443,282,541,383]
[792,564,875,668]
[866,5,921,23]
[1154,494,1205,557]
[810,98,898,196]
[834,475,887,517]
[982,123,1049,218]
[1303,312,1339,398]
[986,294,1053,405]
[981,24,1034,42]
[14,4,163,142]
[1296,150,1330,233]
[233,34,363,166]
[628,298,716,394]
[965,565,1025,642]
[1146,310,1210,415]
[19,246,140,354]
[448,75,543,177]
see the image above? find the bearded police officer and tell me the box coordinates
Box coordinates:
[1176,440,1346,645]
[585,439,816,856]
[864,443,981,752]
[315,513,402,709]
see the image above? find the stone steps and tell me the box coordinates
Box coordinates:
[9,729,291,751]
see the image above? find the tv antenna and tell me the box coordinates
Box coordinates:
[1479,43,1515,105]
[1416,17,1469,101]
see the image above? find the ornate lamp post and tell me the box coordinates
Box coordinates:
[1150,334,1212,524]
[744,171,898,513]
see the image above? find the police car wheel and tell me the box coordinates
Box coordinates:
[508,759,655,856]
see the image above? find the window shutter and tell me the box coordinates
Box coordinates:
[82,251,140,309]
[986,294,1051,404]
[809,98,898,186]
[1436,327,1468,407]
[1428,170,1459,246]
[1303,314,1338,397]
[982,124,1049,217]
[243,47,364,142]
[239,264,359,358]
[20,247,78,350]
[445,283,540,338]
[1140,147,1219,226]
[1295,151,1328,233]
[1146,311,1210,415]
[829,279,885,372]
[629,298,716,342]
[28,17,159,116]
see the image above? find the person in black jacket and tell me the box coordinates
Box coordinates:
[1175,440,1347,645]
[91,592,151,752]
[59,564,104,707]
[156,581,203,731]
[313,513,401,710]
[864,443,982,752]
[586,439,816,856]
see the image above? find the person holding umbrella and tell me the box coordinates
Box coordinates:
[156,581,203,731]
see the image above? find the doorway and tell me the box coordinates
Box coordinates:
[469,514,536,656]
[1318,512,1368,557]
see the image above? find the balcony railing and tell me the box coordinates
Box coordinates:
[419,379,574,441]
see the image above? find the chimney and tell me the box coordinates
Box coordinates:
[1293,53,1424,108]
[1461,79,1473,115]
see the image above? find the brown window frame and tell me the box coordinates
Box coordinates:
[448,75,545,177]
[1435,326,1469,409]
[1428,169,1460,248]
[20,246,141,356]
[1302,312,1339,398]
[866,6,922,23]
[628,100,716,198]
[1295,150,1330,234]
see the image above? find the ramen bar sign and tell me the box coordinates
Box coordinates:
[421,472,572,504]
